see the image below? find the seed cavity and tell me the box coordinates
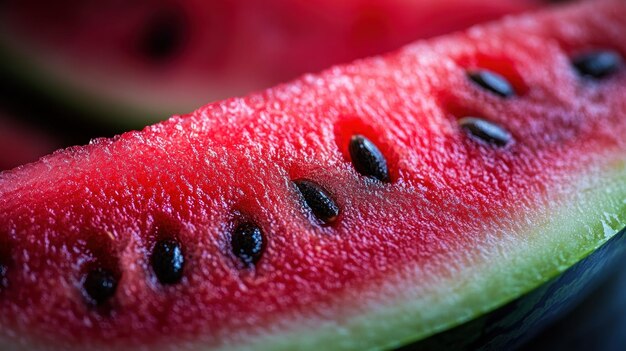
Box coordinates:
[83,267,118,305]
[231,223,265,266]
[151,239,185,285]
[294,180,340,225]
[348,135,390,183]
[468,70,515,98]
[572,51,622,79]
[459,117,512,147]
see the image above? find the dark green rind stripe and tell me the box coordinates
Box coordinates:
[404,226,626,351]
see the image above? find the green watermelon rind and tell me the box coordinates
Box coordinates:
[216,162,626,351]
[410,224,626,350]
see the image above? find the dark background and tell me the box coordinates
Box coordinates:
[522,252,626,351]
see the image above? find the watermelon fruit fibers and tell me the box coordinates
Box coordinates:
[1,1,625,350]
[0,0,547,127]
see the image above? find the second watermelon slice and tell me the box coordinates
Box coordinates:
[0,0,546,127]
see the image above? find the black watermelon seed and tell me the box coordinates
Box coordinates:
[459,117,512,147]
[231,223,265,266]
[468,70,515,98]
[151,239,185,285]
[294,180,340,225]
[141,9,187,61]
[83,267,117,305]
[349,135,390,183]
[573,51,622,79]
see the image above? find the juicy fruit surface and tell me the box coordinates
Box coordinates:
[1,1,626,350]
[0,0,545,124]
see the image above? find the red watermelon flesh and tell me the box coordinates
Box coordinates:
[1,1,626,350]
[0,0,547,125]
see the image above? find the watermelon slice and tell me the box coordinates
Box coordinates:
[0,0,547,127]
[1,1,625,350]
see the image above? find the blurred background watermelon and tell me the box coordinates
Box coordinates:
[0,111,59,170]
[0,0,552,170]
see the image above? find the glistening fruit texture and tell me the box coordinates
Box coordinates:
[0,0,544,126]
[1,1,625,350]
